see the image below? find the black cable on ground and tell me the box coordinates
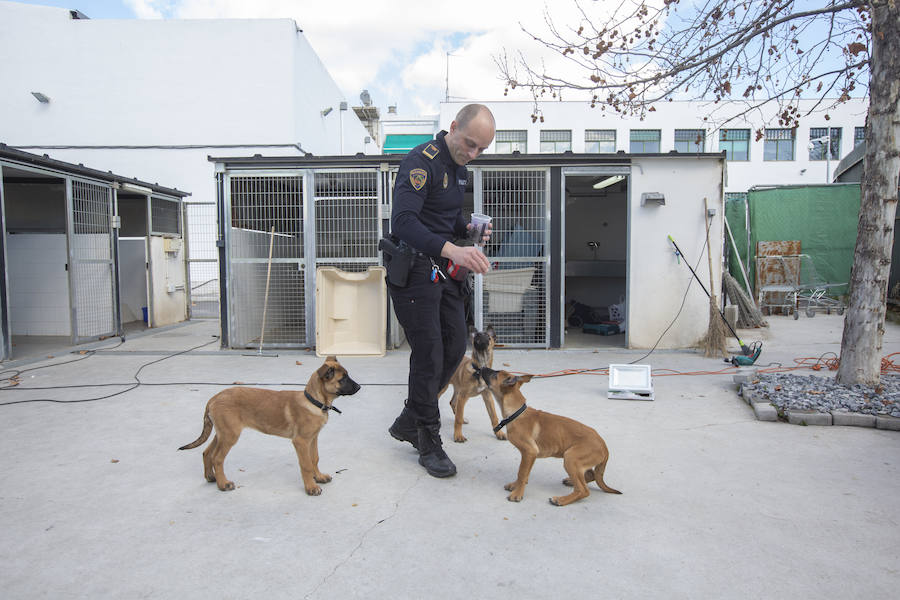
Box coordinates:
[0,336,220,406]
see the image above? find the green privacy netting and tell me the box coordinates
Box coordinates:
[725,184,861,298]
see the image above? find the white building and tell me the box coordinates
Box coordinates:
[433,99,868,194]
[0,0,376,315]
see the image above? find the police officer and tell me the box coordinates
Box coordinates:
[386,104,495,477]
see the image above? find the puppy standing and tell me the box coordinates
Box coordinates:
[178,356,360,495]
[481,366,621,506]
[438,326,505,443]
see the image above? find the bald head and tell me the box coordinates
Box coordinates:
[445,104,496,166]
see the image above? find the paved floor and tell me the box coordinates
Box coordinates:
[1,314,898,599]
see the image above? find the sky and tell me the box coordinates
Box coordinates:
[14,0,592,117]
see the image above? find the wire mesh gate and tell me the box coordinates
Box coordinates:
[68,179,117,342]
[183,201,219,319]
[476,168,549,347]
[224,169,381,349]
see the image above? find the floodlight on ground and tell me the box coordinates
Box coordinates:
[321,107,333,117]
[31,92,50,103]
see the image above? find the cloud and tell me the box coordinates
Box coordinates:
[126,0,606,114]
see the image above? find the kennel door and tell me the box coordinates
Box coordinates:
[225,172,306,349]
[67,178,118,343]
[476,168,550,348]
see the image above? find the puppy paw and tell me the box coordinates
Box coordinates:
[205,474,217,483]
[495,431,507,441]
[507,493,523,502]
[549,497,561,506]
[218,481,235,492]
[453,434,468,443]
[504,482,516,491]
[306,485,322,496]
[314,473,332,484]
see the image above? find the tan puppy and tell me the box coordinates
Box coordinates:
[178,356,360,495]
[481,366,622,506]
[439,326,504,443]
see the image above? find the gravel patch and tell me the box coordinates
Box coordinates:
[742,373,900,418]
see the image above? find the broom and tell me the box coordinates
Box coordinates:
[701,198,728,358]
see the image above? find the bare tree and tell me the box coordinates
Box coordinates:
[500,0,899,385]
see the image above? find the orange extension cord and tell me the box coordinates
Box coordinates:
[512,352,900,379]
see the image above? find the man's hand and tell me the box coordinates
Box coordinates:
[442,241,490,274]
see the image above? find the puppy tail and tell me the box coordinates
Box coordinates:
[593,461,622,495]
[178,404,213,450]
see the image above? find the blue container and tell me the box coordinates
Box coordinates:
[141,306,148,324]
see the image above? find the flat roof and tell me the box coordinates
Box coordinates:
[209,150,725,169]
[0,144,190,198]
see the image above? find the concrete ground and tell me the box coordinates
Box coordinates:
[1,314,899,599]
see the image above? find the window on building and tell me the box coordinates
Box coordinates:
[495,129,527,153]
[674,129,706,152]
[585,129,616,153]
[764,128,795,161]
[719,129,750,161]
[808,127,842,161]
[854,126,866,147]
[629,129,661,153]
[540,130,572,153]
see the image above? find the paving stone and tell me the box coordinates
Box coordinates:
[732,368,759,385]
[875,415,900,431]
[787,410,832,426]
[740,384,763,405]
[831,411,876,428]
[752,402,778,422]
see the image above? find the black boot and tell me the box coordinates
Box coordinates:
[416,425,457,478]
[388,405,420,451]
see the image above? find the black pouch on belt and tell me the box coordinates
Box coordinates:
[379,237,414,287]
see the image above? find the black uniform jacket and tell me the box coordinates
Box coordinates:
[391,130,469,258]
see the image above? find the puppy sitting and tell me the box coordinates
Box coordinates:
[481,366,622,506]
[178,356,360,495]
[438,325,504,443]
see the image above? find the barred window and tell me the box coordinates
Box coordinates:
[150,197,181,235]
[629,129,661,153]
[764,128,795,161]
[809,127,842,161]
[674,129,706,152]
[495,129,527,153]
[585,129,616,153]
[854,126,866,147]
[719,129,750,161]
[540,130,572,153]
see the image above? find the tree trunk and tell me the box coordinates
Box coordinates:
[836,0,900,385]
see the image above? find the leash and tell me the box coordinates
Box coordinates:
[493,403,527,433]
[305,391,342,414]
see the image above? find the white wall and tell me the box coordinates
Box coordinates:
[0,0,375,223]
[627,156,725,349]
[7,233,70,336]
[440,99,868,193]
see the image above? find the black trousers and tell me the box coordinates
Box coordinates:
[388,257,468,426]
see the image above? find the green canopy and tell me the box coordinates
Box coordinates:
[383,134,433,154]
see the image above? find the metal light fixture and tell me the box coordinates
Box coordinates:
[31,92,50,103]
[592,175,625,190]
[640,192,666,206]
[321,107,333,117]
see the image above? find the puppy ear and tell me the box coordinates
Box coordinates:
[486,324,496,339]
[468,324,476,336]
[317,363,336,381]
[517,374,534,385]
[326,355,337,362]
[501,375,517,388]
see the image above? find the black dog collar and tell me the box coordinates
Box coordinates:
[493,403,527,433]
[305,391,342,414]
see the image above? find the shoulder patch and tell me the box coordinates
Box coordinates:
[410,168,427,191]
[422,143,440,159]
